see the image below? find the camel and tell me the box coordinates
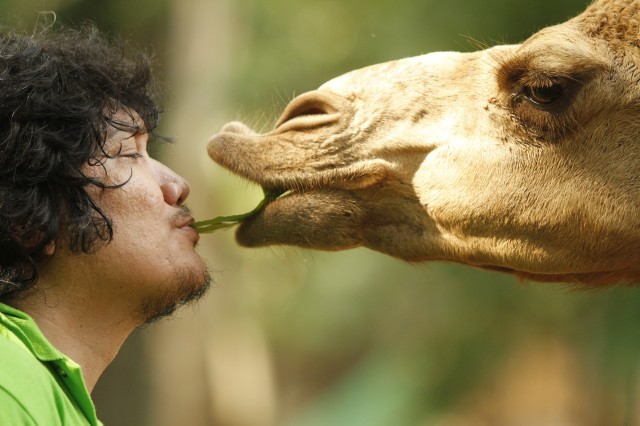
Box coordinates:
[206,0,640,286]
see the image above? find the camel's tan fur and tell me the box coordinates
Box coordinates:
[207,0,640,285]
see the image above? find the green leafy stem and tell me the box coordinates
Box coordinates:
[190,188,288,234]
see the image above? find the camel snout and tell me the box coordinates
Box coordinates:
[217,121,257,136]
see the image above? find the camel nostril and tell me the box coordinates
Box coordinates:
[274,90,342,131]
[285,106,329,121]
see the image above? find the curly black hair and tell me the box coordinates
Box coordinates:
[0,23,161,298]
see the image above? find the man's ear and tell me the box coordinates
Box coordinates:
[12,225,56,257]
[43,240,56,256]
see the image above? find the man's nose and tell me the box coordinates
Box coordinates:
[153,159,190,205]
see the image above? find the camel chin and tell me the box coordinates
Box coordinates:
[234,189,366,251]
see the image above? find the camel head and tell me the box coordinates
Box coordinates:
[207,0,640,285]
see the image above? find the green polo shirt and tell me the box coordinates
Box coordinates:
[0,303,102,426]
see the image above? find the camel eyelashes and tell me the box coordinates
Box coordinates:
[502,74,582,140]
[522,83,565,106]
[502,69,573,107]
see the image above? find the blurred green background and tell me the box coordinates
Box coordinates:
[3,0,640,425]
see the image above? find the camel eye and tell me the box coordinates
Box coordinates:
[523,84,564,106]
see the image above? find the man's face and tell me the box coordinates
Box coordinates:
[78,112,209,323]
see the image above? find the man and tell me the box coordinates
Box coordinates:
[0,24,210,425]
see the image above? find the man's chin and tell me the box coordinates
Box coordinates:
[139,267,211,325]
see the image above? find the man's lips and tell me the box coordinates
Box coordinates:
[175,216,195,228]
[179,221,200,244]
[173,208,200,243]
[172,205,196,227]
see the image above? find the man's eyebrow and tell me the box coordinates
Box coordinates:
[106,126,139,143]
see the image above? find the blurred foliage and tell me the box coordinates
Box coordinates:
[3,1,640,425]
[224,0,588,129]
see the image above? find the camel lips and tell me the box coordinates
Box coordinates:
[191,187,291,234]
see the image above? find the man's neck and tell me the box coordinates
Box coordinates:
[8,288,136,393]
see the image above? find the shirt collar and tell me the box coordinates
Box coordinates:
[0,302,101,426]
[0,302,66,362]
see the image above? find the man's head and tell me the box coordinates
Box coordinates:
[0,24,209,321]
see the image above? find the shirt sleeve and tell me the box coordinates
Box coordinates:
[0,385,38,425]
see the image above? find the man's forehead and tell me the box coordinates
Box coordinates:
[105,109,145,141]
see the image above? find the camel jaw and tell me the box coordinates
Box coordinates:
[234,188,367,250]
